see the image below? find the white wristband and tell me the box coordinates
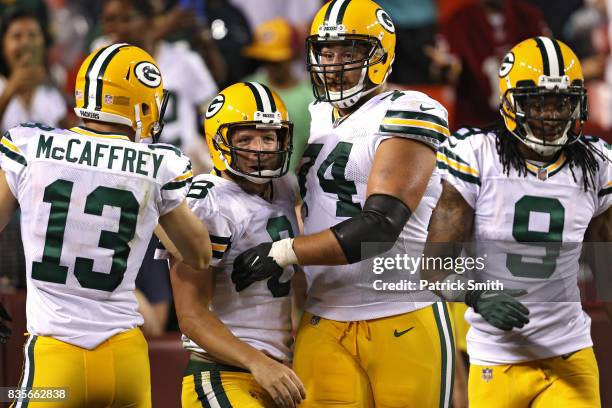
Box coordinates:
[269,238,298,268]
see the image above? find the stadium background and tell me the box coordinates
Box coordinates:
[1,0,612,406]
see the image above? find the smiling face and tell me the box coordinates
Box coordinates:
[229,127,282,175]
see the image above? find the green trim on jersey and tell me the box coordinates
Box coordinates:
[0,142,27,166]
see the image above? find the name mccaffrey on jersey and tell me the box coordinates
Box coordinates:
[36,134,164,178]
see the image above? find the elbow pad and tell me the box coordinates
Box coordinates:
[330,194,412,264]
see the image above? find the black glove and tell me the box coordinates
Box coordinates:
[465,289,529,331]
[232,243,284,292]
[0,302,12,344]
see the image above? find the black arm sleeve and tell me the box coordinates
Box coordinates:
[329,193,412,264]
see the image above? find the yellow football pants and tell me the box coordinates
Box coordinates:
[293,303,455,408]
[182,360,275,408]
[448,302,469,353]
[469,347,600,408]
[10,328,151,408]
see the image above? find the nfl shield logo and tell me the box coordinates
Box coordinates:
[104,94,113,105]
[482,368,493,382]
[537,167,548,181]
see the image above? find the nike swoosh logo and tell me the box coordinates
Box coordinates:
[420,104,435,111]
[393,327,414,337]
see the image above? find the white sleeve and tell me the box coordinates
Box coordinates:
[436,128,483,209]
[185,180,236,267]
[157,145,193,215]
[0,127,30,197]
[376,90,450,152]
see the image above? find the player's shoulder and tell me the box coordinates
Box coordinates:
[6,122,62,140]
[444,126,496,151]
[147,141,186,158]
[308,99,332,118]
[379,89,448,118]
[580,134,612,169]
[146,142,192,187]
[580,134,611,154]
[187,173,254,229]
[375,90,450,148]
[187,173,241,208]
[2,123,69,160]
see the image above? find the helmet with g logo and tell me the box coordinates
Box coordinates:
[306,0,396,109]
[498,37,587,156]
[74,44,169,142]
[204,82,293,183]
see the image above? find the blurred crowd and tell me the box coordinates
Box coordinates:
[1,0,612,335]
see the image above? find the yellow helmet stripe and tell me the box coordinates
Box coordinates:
[253,82,276,112]
[327,0,350,25]
[534,37,563,77]
[243,82,264,111]
[83,46,107,109]
[244,82,276,113]
[85,43,128,110]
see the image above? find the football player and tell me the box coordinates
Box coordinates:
[425,37,611,407]
[1,44,211,408]
[232,1,455,406]
[159,82,305,408]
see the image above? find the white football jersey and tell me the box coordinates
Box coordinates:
[161,173,298,362]
[299,90,448,321]
[155,41,217,150]
[0,124,192,349]
[438,128,612,364]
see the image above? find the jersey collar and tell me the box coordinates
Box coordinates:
[70,126,131,141]
[525,153,567,181]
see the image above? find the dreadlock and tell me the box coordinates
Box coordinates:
[492,121,608,191]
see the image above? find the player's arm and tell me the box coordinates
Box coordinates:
[296,137,435,264]
[158,201,211,271]
[584,205,612,321]
[424,180,474,271]
[232,138,435,289]
[0,169,18,232]
[423,181,529,331]
[171,261,305,407]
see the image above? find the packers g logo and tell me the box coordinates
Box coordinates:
[376,9,395,33]
[205,95,225,119]
[498,52,514,78]
[134,62,162,88]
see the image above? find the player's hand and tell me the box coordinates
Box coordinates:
[248,354,306,408]
[465,289,529,331]
[232,243,283,292]
[0,302,12,344]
